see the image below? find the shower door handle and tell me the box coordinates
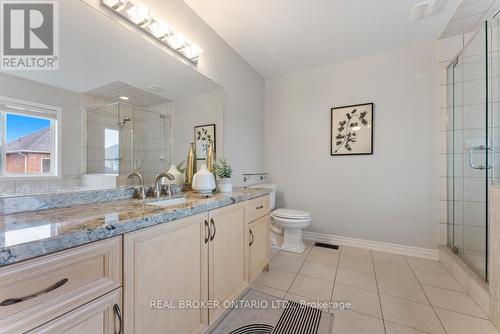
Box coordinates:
[468,145,493,170]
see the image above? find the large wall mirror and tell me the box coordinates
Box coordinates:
[0,0,223,196]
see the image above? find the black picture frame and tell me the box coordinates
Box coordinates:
[194,123,216,160]
[330,103,374,156]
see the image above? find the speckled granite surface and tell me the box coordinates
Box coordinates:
[0,188,270,267]
[0,187,137,215]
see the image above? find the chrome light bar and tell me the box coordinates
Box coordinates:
[102,0,203,63]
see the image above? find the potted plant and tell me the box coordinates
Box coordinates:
[214,159,233,193]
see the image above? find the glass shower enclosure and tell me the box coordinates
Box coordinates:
[447,14,499,281]
[86,102,172,185]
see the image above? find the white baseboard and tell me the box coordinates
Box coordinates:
[303,231,439,260]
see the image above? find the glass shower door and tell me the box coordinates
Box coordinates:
[448,24,489,281]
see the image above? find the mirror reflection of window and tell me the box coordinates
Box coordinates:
[104,128,120,175]
[3,111,57,176]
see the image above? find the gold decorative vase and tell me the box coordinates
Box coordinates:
[185,143,197,190]
[206,143,215,174]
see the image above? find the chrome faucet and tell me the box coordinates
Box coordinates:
[154,172,175,199]
[127,170,146,200]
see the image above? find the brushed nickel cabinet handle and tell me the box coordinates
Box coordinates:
[204,219,210,244]
[210,218,216,241]
[113,304,122,334]
[0,278,69,306]
[256,205,264,210]
[249,230,254,246]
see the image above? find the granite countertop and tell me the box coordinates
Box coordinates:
[0,188,270,267]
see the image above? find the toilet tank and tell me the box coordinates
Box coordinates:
[250,183,277,210]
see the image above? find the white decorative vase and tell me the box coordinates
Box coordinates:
[218,178,233,193]
[167,164,184,186]
[192,164,216,194]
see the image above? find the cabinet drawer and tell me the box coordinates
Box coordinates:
[28,289,122,334]
[245,195,270,223]
[0,237,121,334]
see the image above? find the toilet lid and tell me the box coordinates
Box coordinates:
[272,208,311,219]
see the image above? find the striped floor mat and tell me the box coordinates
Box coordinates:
[229,324,274,334]
[229,301,323,334]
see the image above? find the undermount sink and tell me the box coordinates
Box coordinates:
[147,197,188,207]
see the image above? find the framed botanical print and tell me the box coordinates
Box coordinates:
[194,124,216,160]
[331,103,373,156]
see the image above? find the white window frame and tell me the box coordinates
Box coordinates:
[0,96,62,180]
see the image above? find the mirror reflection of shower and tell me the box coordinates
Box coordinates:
[86,101,172,185]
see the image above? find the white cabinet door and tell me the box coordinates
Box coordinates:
[249,215,270,280]
[123,213,209,334]
[208,203,247,323]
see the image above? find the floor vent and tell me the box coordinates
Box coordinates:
[314,242,339,250]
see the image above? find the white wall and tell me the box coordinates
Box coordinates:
[134,0,266,186]
[170,90,224,164]
[265,42,439,249]
[0,73,82,177]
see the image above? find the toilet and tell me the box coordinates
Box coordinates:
[251,184,311,254]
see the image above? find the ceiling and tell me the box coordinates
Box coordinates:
[184,0,462,78]
[85,81,170,108]
[5,0,221,101]
[440,0,498,38]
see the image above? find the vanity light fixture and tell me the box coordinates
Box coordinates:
[102,0,128,11]
[101,0,203,63]
[125,3,153,27]
[166,32,187,50]
[148,20,171,39]
[183,42,203,60]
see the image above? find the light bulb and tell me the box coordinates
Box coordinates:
[126,3,153,26]
[183,43,203,60]
[149,20,171,39]
[102,0,128,11]
[166,32,187,50]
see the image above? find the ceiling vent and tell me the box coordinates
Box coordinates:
[410,0,444,21]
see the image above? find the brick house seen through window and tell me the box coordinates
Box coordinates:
[5,127,51,174]
[0,98,59,177]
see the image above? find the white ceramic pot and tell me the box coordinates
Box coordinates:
[167,164,184,186]
[192,164,216,194]
[218,178,233,193]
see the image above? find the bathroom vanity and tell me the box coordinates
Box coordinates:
[0,1,270,332]
[0,190,271,333]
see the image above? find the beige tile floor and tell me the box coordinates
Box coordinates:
[251,242,500,334]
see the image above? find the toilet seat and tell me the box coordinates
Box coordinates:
[272,208,311,220]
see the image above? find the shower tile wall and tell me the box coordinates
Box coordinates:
[84,98,172,186]
[85,103,120,175]
[82,94,115,175]
[461,30,488,277]
[132,106,172,185]
[493,14,500,178]
[438,33,472,247]
[439,20,497,280]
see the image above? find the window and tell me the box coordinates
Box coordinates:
[0,98,59,177]
[41,158,51,173]
[104,128,120,174]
